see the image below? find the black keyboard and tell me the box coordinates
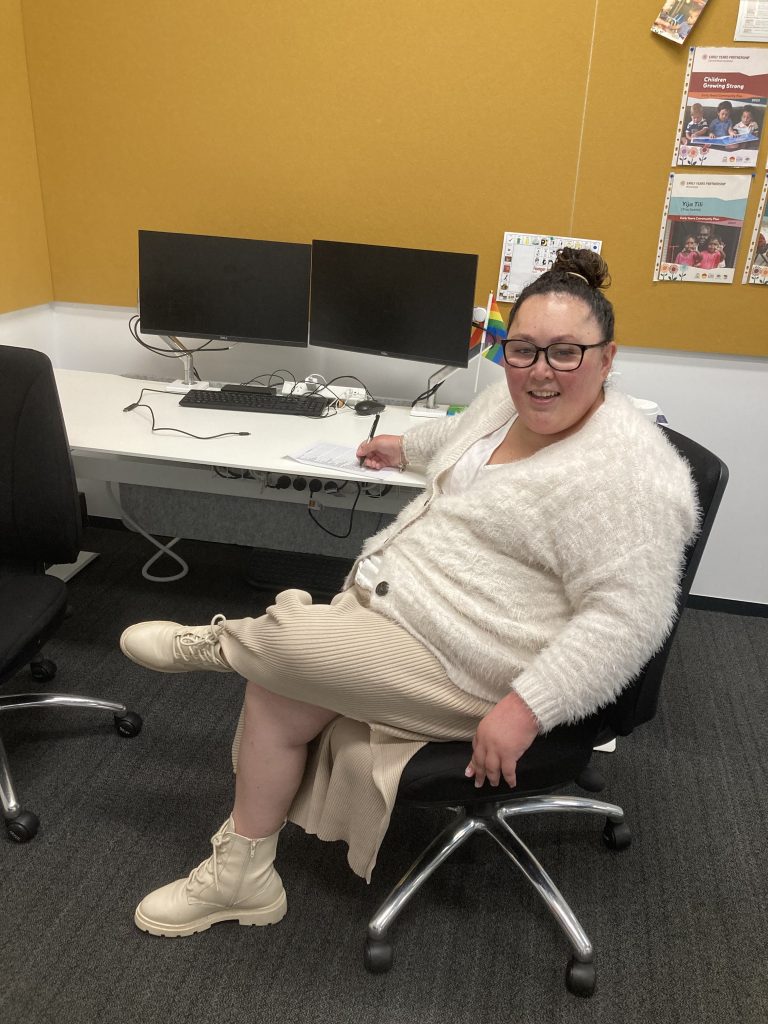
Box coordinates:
[178,389,331,417]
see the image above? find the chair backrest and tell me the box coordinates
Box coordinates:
[0,345,82,567]
[605,426,729,737]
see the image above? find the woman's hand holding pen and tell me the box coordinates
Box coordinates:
[358,413,381,465]
[356,433,403,471]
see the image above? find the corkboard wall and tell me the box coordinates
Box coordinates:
[0,0,52,311]
[7,0,768,356]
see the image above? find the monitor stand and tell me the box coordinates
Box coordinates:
[162,336,211,392]
[410,363,459,416]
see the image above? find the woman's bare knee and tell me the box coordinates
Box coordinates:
[243,679,337,744]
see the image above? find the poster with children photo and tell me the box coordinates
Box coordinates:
[673,48,768,168]
[655,174,752,284]
[652,0,710,45]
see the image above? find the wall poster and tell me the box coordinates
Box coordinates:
[735,1,768,41]
[674,47,768,168]
[495,233,602,304]
[655,174,752,283]
[652,1,711,44]
[742,173,768,283]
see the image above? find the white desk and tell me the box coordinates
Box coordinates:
[55,369,426,514]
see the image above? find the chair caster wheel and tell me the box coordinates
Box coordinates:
[30,658,56,682]
[364,938,393,974]
[602,820,631,851]
[114,711,142,737]
[6,810,39,843]
[565,956,596,997]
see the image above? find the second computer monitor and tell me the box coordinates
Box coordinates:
[138,230,311,346]
[309,239,478,368]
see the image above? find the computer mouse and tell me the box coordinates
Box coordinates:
[354,399,386,415]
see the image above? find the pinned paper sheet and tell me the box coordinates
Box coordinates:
[496,232,602,304]
[654,173,752,284]
[651,0,711,45]
[672,47,768,169]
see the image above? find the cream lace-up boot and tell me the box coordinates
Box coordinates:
[134,817,287,937]
[120,614,232,673]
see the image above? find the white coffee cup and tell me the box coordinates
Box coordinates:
[628,396,661,421]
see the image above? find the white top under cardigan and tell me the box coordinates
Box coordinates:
[354,417,512,593]
[344,381,699,732]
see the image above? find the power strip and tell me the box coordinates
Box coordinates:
[281,382,367,402]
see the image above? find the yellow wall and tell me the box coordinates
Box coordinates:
[8,0,768,356]
[0,0,51,311]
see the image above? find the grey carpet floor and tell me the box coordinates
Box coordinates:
[1,527,766,1024]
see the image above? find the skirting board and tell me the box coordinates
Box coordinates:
[686,595,767,618]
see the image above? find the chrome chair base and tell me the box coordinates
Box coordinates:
[365,795,628,996]
[0,691,141,835]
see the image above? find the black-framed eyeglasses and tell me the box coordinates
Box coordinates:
[502,340,609,372]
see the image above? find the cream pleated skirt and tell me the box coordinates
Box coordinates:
[220,588,493,882]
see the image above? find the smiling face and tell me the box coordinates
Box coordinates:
[504,293,616,448]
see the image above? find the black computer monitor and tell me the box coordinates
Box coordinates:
[138,230,311,346]
[309,240,478,368]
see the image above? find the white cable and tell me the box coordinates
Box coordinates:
[107,481,189,582]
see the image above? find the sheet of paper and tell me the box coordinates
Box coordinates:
[286,442,403,481]
[496,233,602,304]
[735,0,768,41]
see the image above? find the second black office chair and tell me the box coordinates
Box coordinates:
[0,344,142,843]
[364,427,728,997]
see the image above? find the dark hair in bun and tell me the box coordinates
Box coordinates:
[508,247,615,343]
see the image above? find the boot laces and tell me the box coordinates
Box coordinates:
[173,614,227,667]
[188,819,228,892]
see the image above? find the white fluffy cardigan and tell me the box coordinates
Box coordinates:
[345,381,699,732]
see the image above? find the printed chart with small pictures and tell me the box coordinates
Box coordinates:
[496,233,602,303]
[673,48,768,169]
[655,173,752,283]
[742,173,768,283]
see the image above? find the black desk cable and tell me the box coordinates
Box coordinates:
[282,373,375,407]
[308,481,363,539]
[122,388,251,439]
[240,369,297,390]
[129,315,230,365]
[410,380,444,408]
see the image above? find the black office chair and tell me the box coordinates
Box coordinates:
[0,345,142,843]
[364,427,728,997]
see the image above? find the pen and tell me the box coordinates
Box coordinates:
[359,413,381,466]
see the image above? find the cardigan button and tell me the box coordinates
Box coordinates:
[375,581,390,597]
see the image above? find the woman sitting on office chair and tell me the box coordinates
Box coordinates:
[120,248,699,938]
